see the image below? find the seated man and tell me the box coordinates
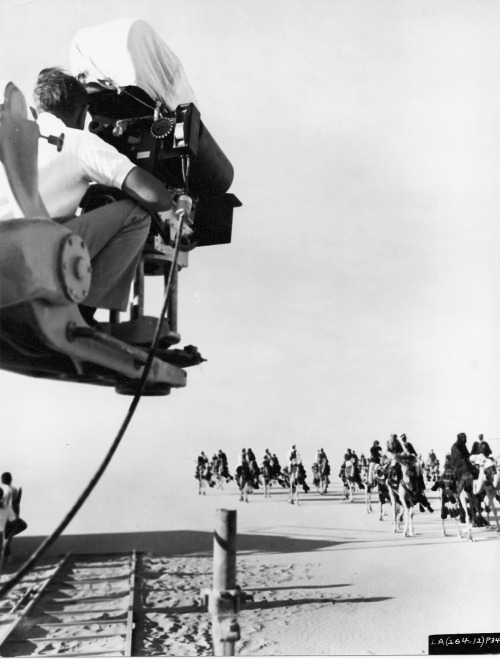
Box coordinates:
[368,440,383,485]
[386,434,404,461]
[449,432,475,478]
[33,67,178,326]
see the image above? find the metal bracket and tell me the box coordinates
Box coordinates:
[58,233,92,303]
[200,585,253,613]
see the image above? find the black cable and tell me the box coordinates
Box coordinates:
[0,210,187,599]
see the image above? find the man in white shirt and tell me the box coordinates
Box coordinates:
[286,444,301,472]
[33,67,177,322]
[0,472,27,559]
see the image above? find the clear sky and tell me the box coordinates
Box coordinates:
[1,0,500,534]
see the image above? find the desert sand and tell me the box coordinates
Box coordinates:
[3,470,499,657]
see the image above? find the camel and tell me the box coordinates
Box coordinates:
[366,460,391,521]
[261,458,286,498]
[211,455,233,490]
[455,469,483,541]
[210,455,224,490]
[284,461,310,505]
[386,462,406,533]
[195,462,214,495]
[387,455,432,537]
[261,459,273,498]
[425,455,440,484]
[430,468,463,537]
[472,459,500,533]
[312,457,330,494]
[235,461,253,503]
[339,458,356,502]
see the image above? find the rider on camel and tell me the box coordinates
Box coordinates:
[217,449,231,479]
[469,436,496,487]
[368,440,383,485]
[346,449,364,490]
[449,433,477,479]
[386,434,433,512]
[197,451,209,466]
[471,434,492,458]
[244,448,260,488]
[287,444,300,472]
[271,453,282,480]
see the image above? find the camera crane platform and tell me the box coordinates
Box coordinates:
[0,78,241,396]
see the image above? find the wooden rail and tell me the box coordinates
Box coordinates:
[0,552,138,657]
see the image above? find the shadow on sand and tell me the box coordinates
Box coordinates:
[243,595,393,610]
[13,529,351,562]
[246,583,352,592]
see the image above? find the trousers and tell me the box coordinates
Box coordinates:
[61,199,150,311]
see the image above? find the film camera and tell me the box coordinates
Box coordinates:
[82,83,241,254]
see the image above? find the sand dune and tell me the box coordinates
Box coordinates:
[5,478,500,655]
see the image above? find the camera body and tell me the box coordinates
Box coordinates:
[85,84,241,247]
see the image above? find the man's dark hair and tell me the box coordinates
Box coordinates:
[33,67,88,121]
[1,472,12,485]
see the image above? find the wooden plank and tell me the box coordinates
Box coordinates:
[0,553,71,648]
[28,607,127,615]
[23,652,123,657]
[123,551,137,657]
[0,552,138,657]
[6,632,126,643]
[48,576,131,584]
[24,618,127,627]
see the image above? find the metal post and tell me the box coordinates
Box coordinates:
[210,509,240,656]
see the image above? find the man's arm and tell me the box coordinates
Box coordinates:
[121,167,176,213]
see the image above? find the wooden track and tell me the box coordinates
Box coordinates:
[0,553,138,657]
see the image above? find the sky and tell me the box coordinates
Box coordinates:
[1,0,500,535]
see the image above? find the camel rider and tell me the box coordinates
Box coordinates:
[386,434,404,462]
[385,434,405,489]
[368,440,383,485]
[271,453,282,479]
[470,437,496,484]
[400,433,428,492]
[478,435,492,457]
[347,449,365,490]
[449,433,477,480]
[195,451,209,480]
[197,451,209,466]
[319,449,331,475]
[399,434,417,456]
[287,445,300,472]
[317,448,327,461]
[218,449,230,478]
[244,448,260,486]
[340,452,354,481]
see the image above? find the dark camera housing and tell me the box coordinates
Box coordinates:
[85,84,241,246]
